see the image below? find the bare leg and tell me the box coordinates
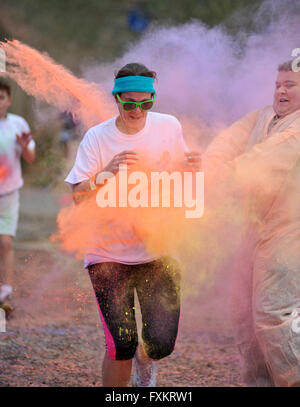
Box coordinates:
[0,235,14,285]
[102,352,132,387]
[137,342,152,363]
[131,342,157,387]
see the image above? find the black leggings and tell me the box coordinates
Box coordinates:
[88,257,181,361]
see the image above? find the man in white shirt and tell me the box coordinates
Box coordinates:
[203,60,300,386]
[0,79,36,308]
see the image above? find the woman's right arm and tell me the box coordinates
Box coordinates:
[71,150,139,204]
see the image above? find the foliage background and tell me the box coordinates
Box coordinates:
[0,0,264,185]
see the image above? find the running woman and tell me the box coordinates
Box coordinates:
[65,63,200,387]
[0,79,36,312]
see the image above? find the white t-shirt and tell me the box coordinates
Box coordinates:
[65,112,189,267]
[0,113,34,195]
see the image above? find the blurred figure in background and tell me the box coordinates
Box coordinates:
[59,111,78,159]
[127,0,150,33]
[203,60,300,386]
[0,79,36,311]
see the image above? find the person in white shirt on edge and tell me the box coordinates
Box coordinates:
[203,60,300,386]
[65,63,200,387]
[0,79,36,310]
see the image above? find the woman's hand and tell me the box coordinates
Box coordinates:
[185,152,201,171]
[95,150,139,184]
[102,150,138,175]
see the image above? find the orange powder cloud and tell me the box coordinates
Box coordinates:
[0,39,244,298]
[52,162,203,259]
[0,39,115,129]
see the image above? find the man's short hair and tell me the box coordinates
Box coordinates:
[278,59,300,72]
[0,79,11,96]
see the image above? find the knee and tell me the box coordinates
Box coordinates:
[111,336,139,361]
[253,301,276,330]
[253,296,298,335]
[0,236,13,253]
[144,336,176,360]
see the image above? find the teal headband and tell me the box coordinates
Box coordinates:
[112,76,156,95]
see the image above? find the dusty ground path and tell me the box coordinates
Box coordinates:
[0,186,242,387]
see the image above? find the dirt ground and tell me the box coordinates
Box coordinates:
[0,186,242,387]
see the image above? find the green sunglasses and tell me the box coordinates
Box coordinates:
[116,93,155,112]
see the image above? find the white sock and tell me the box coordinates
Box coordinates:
[0,285,13,302]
